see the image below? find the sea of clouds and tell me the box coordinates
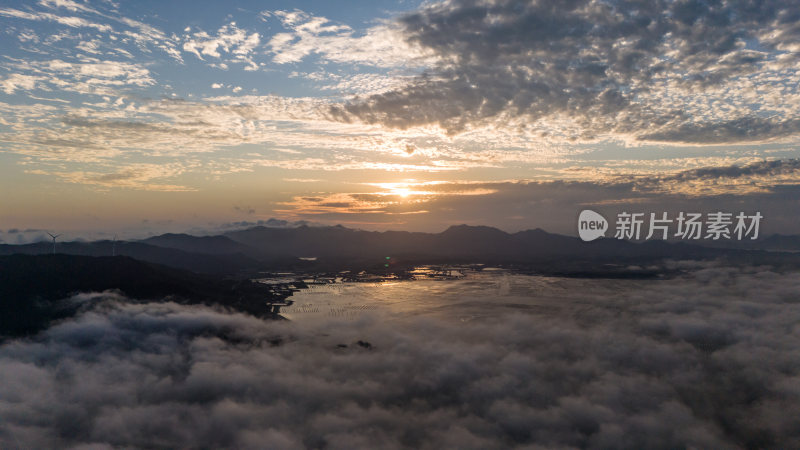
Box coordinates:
[1,266,799,449]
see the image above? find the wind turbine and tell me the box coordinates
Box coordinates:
[47,232,61,255]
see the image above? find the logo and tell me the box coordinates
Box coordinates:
[578,209,608,242]
[577,209,762,242]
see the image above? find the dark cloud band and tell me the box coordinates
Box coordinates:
[334,0,800,144]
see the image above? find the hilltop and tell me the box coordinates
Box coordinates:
[3,224,800,276]
[0,254,298,338]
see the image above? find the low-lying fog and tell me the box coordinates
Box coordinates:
[1,263,799,449]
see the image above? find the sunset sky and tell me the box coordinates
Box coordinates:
[1,0,799,240]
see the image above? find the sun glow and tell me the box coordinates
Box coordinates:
[365,181,436,199]
[394,188,412,198]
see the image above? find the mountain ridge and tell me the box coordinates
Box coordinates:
[3,224,799,274]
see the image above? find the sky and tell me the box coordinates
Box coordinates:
[1,0,799,239]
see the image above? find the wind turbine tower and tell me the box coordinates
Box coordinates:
[112,234,117,256]
[47,232,61,255]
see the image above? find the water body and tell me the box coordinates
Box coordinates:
[282,270,644,326]
[2,265,799,448]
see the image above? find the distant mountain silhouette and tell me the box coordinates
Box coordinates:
[222,224,752,263]
[690,233,800,252]
[0,254,295,338]
[141,233,250,255]
[760,234,800,252]
[3,224,800,275]
[4,226,800,337]
[0,240,258,274]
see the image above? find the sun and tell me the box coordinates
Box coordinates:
[394,188,412,198]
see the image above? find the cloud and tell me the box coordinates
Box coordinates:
[1,58,154,96]
[0,94,340,163]
[276,182,496,219]
[1,268,800,448]
[0,73,41,94]
[233,205,256,215]
[215,218,317,231]
[639,117,800,144]
[623,158,800,196]
[268,159,800,233]
[182,22,260,70]
[0,228,49,244]
[290,70,418,96]
[0,2,181,61]
[283,178,322,183]
[3,0,800,202]
[0,6,112,32]
[25,163,194,191]
[0,91,529,176]
[332,0,800,144]
[263,9,434,67]
[660,158,800,183]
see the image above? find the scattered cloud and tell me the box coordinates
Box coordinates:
[263,8,434,68]
[2,0,800,231]
[333,0,800,145]
[0,73,41,94]
[0,6,112,32]
[3,58,156,96]
[25,163,194,191]
[276,181,498,218]
[0,1,182,62]
[233,205,256,215]
[270,160,800,233]
[215,218,317,230]
[182,22,260,71]
[282,178,322,183]
[645,158,800,194]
